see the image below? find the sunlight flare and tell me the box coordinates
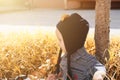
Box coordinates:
[0,25,55,35]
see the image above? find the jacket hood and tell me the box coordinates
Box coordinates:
[56,13,89,54]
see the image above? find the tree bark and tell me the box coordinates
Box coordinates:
[95,0,111,64]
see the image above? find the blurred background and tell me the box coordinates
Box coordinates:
[0,0,120,10]
[0,0,120,28]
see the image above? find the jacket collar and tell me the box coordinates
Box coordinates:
[71,47,88,60]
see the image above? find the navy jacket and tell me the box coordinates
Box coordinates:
[60,47,106,80]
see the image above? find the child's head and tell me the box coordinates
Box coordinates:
[56,13,89,54]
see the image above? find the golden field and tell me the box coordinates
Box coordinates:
[0,30,119,80]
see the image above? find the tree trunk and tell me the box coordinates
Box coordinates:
[95,0,111,64]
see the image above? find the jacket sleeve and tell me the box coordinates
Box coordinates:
[90,61,106,76]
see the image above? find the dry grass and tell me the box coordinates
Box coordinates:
[105,37,120,80]
[0,31,59,79]
[0,31,119,80]
[86,35,120,80]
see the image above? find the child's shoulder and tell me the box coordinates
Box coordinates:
[71,47,95,61]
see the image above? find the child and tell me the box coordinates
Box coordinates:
[47,13,106,80]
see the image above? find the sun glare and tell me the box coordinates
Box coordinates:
[0,0,23,6]
[0,25,56,35]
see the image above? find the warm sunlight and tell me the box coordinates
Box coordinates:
[0,0,18,6]
[0,25,55,35]
[0,0,120,79]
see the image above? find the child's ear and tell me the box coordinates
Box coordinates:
[60,14,70,21]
